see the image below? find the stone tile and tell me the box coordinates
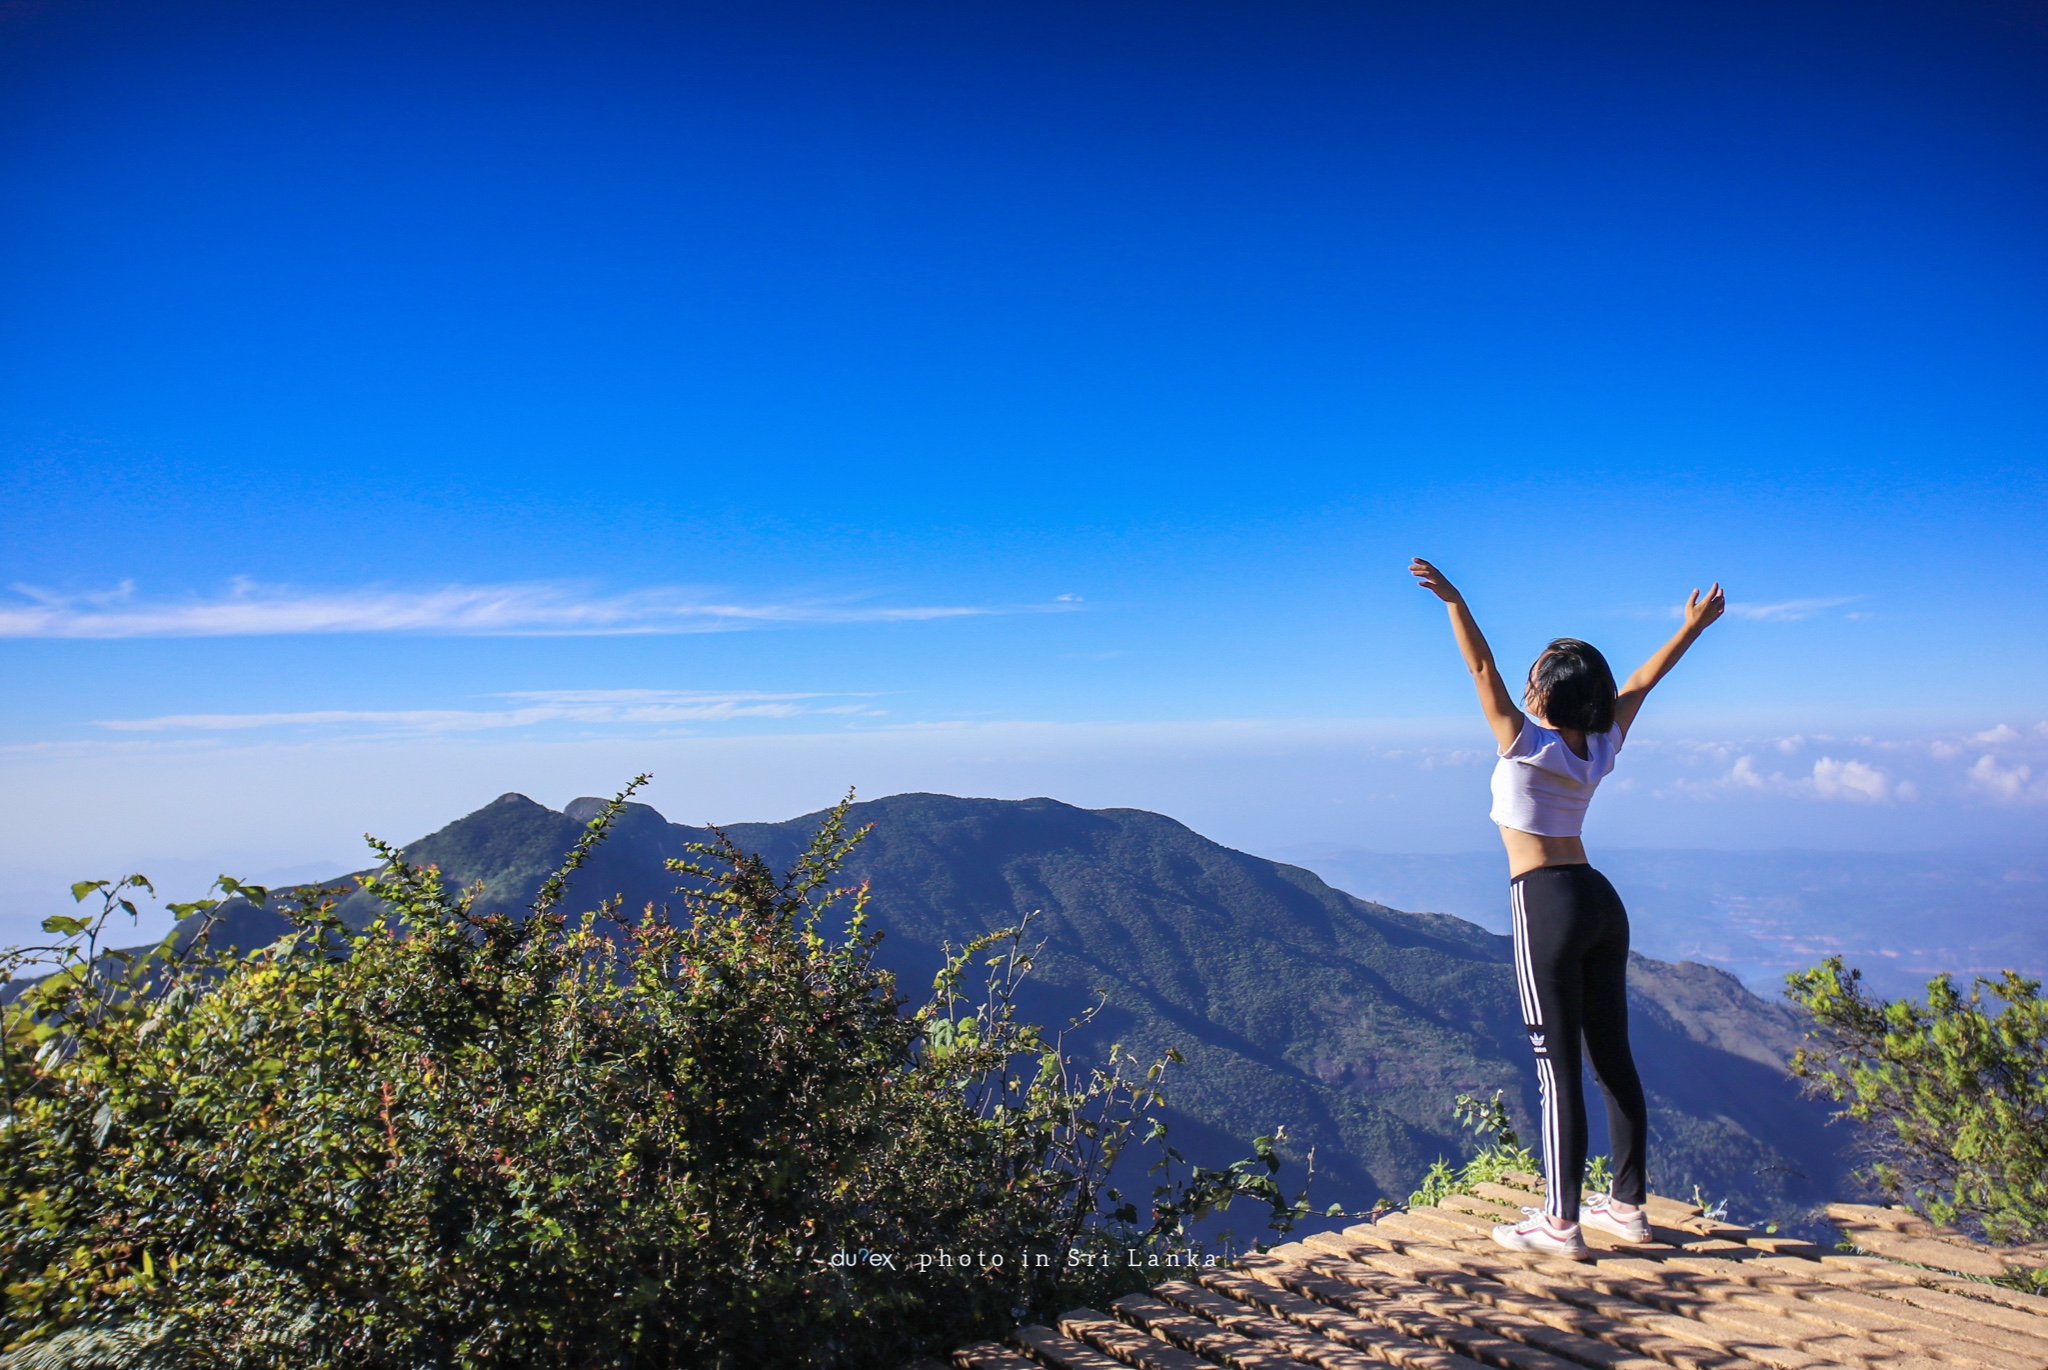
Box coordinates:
[1055,1308,1218,1370]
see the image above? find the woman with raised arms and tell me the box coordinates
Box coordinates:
[1410,557,1724,1260]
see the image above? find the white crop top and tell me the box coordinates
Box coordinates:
[1489,717,1624,838]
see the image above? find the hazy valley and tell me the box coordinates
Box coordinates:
[1287,846,2048,1001]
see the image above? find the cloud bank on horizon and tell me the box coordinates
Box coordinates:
[57,679,2048,818]
[3,704,2046,949]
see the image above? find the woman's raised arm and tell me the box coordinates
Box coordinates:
[1614,583,1725,736]
[1410,558,1524,752]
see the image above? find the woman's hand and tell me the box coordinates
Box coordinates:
[1616,580,1726,736]
[1412,558,1523,749]
[1410,558,1463,604]
[1683,583,1726,635]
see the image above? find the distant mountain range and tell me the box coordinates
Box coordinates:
[15,792,1857,1230]
[1283,847,2048,1001]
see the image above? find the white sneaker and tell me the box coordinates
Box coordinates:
[1492,1208,1592,1261]
[1581,1194,1652,1243]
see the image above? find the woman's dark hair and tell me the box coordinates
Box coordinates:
[1525,638,1617,733]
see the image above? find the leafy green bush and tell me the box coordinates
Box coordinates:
[1788,956,2048,1244]
[2,784,1310,1369]
[1407,1091,1541,1208]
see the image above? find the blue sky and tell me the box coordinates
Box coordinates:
[1,0,2044,931]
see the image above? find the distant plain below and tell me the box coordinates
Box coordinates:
[1279,846,2048,1002]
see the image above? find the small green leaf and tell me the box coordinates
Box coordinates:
[70,881,106,903]
[41,914,88,936]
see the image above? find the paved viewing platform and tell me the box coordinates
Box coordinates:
[926,1174,2048,1370]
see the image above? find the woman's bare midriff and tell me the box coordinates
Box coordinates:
[1500,826,1588,880]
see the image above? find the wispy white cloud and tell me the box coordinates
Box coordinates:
[0,579,1071,639]
[1724,596,1858,622]
[96,690,881,737]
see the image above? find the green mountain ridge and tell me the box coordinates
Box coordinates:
[59,790,1855,1226]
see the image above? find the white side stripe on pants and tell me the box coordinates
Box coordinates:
[1536,1055,1564,1218]
[1513,879,1565,1218]
[1511,881,1542,1029]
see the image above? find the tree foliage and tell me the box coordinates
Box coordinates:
[2,782,1311,1368]
[1788,956,2048,1244]
[1406,1090,1541,1209]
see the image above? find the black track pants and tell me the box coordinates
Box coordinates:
[1509,863,1648,1221]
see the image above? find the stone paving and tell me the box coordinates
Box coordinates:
[919,1173,2048,1370]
